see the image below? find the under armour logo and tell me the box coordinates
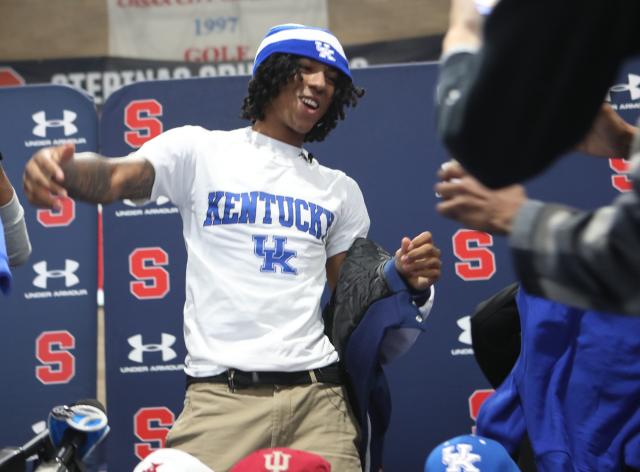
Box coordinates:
[457,316,472,345]
[315,41,336,62]
[32,110,78,137]
[123,195,170,207]
[33,259,80,289]
[607,74,640,102]
[128,333,177,363]
[264,451,292,472]
[442,444,481,472]
[253,235,297,275]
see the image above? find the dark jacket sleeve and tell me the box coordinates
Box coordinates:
[470,282,521,388]
[323,238,396,357]
[323,237,431,358]
[509,155,640,316]
[436,0,640,188]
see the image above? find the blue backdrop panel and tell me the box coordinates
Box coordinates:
[100,76,248,471]
[0,85,98,447]
[101,62,638,471]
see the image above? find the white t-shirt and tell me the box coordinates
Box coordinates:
[135,126,370,376]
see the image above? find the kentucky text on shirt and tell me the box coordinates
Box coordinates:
[202,190,335,240]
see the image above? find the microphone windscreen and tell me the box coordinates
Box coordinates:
[48,401,109,460]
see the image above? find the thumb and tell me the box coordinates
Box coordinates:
[57,143,76,164]
[401,236,411,254]
[395,237,411,273]
[51,143,75,182]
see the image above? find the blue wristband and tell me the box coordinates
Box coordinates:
[383,259,431,305]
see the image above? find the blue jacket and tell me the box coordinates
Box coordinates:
[323,238,431,471]
[477,289,640,471]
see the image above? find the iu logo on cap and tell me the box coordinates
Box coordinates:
[264,451,292,472]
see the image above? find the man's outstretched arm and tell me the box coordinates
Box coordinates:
[23,143,155,208]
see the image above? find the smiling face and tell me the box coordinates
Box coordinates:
[253,57,338,147]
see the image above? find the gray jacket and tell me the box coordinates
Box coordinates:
[510,145,640,316]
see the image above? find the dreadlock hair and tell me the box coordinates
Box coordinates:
[241,53,365,143]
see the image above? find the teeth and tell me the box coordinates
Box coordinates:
[301,97,319,109]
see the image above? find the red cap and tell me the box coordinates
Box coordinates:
[230,448,331,472]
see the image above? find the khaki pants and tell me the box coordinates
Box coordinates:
[166,381,362,472]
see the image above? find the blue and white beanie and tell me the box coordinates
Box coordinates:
[253,24,352,80]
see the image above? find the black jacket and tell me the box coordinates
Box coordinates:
[436,0,640,188]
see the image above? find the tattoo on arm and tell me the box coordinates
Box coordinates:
[64,153,113,203]
[63,153,155,203]
[120,160,155,200]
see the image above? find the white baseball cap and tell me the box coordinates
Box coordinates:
[133,448,214,472]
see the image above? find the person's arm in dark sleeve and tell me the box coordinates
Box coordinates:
[510,189,640,316]
[436,0,640,188]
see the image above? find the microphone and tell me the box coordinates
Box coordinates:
[35,399,109,472]
[0,424,55,471]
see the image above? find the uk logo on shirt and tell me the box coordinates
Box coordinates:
[253,235,297,275]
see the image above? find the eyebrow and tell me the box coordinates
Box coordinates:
[298,58,339,79]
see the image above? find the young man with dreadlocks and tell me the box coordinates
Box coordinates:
[22,24,441,471]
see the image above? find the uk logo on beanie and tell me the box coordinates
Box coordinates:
[253,24,351,80]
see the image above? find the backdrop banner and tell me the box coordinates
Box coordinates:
[107,0,329,61]
[100,60,640,471]
[0,34,443,105]
[100,60,640,470]
[0,59,634,470]
[0,85,98,451]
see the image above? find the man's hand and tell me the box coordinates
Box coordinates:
[23,143,74,209]
[435,160,527,235]
[576,103,638,159]
[395,232,442,291]
[442,0,484,53]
